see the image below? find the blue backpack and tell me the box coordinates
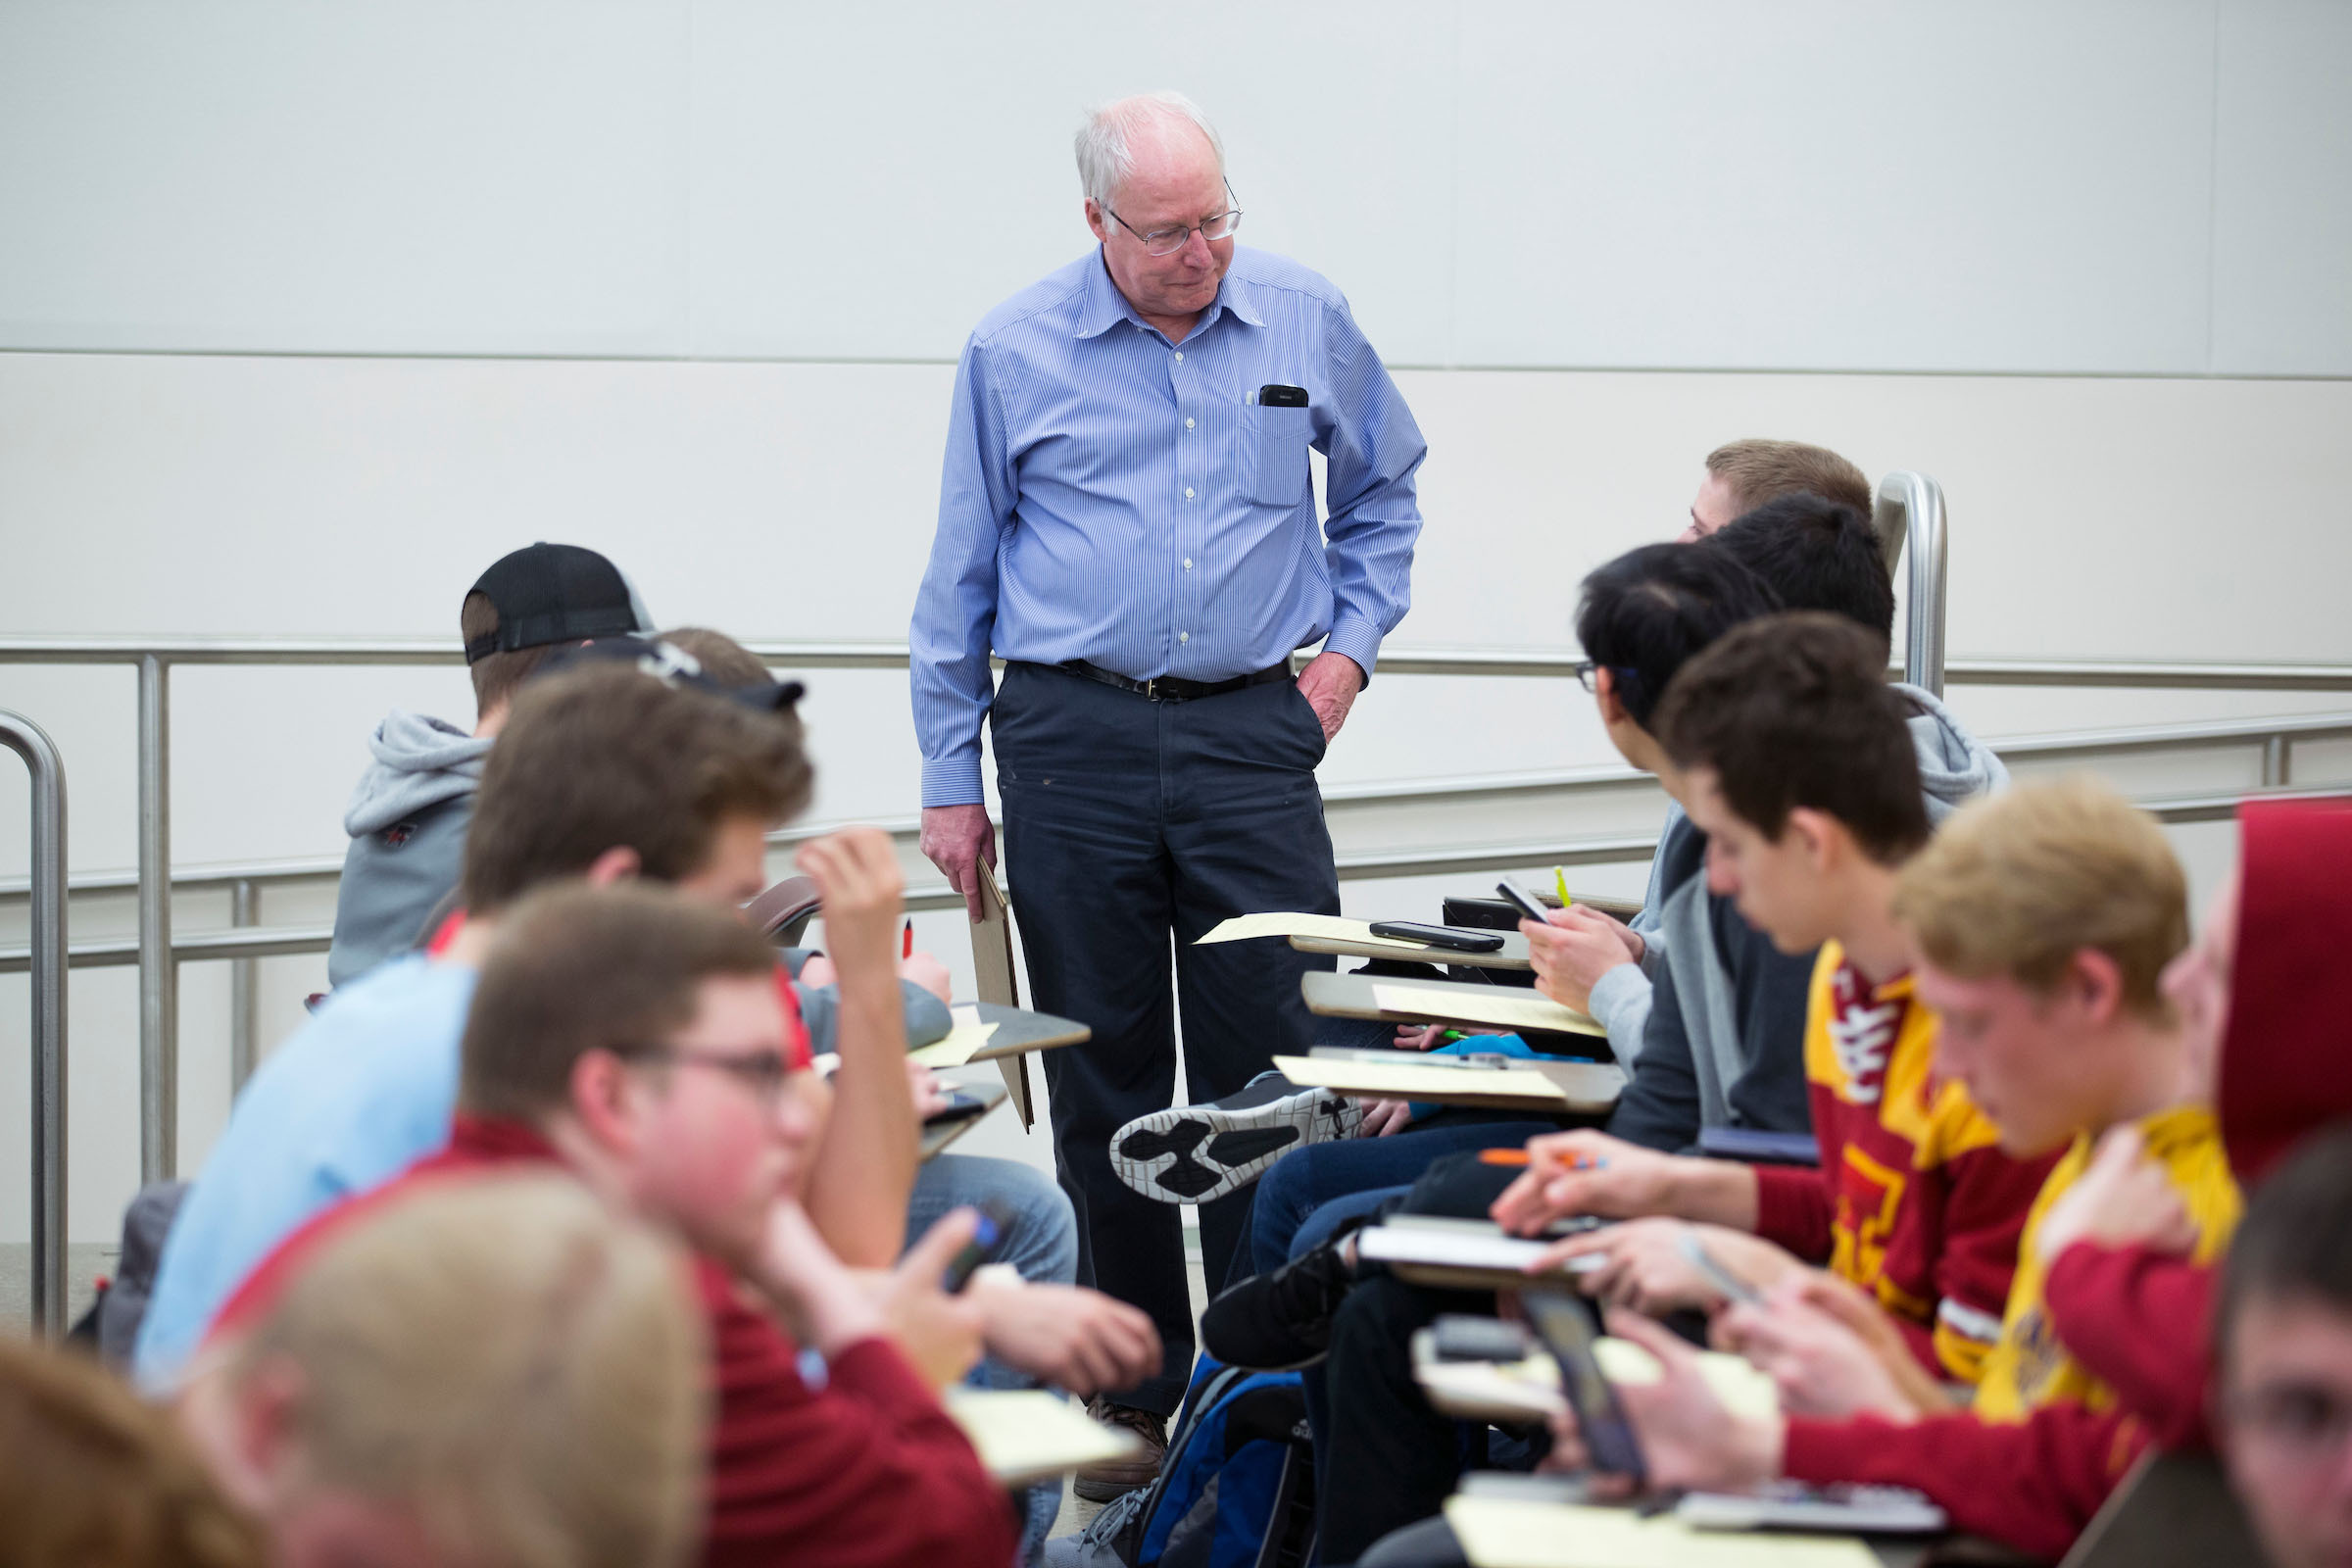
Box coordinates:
[1101,1357,1317,1568]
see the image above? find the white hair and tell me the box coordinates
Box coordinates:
[1075,91,1226,212]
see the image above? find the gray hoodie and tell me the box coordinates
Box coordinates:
[326,710,492,988]
[1892,681,2009,821]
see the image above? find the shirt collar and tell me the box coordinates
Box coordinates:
[1074,248,1265,341]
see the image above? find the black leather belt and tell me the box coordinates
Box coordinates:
[1051,659,1292,702]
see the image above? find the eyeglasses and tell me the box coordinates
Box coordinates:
[1105,181,1244,257]
[1572,661,1643,702]
[615,1043,796,1106]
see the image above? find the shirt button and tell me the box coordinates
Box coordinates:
[1185,417,1196,429]
[1184,487,1196,499]
[1173,351,1185,363]
[1184,558,1194,569]
[1180,631,1191,643]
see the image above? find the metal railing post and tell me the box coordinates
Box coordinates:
[137,654,175,1182]
[230,877,259,1093]
[1873,471,1950,697]
[0,711,68,1336]
[2262,735,2291,789]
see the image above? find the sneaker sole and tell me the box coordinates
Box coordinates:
[1111,1087,1362,1204]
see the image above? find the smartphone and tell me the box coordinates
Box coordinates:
[1368,920,1506,953]
[1676,1232,1763,1307]
[1494,879,1553,926]
[941,1202,1013,1294]
[1258,383,1310,408]
[1521,1288,1647,1486]
[1432,1314,1534,1362]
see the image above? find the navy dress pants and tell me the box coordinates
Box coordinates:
[993,661,1341,1414]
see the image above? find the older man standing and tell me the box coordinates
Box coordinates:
[911,91,1425,1486]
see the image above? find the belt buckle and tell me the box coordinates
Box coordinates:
[1145,676,1159,700]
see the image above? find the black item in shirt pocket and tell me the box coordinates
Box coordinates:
[1243,401,1312,506]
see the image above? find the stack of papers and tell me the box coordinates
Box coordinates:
[1368,983,1601,1038]
[1199,911,1462,954]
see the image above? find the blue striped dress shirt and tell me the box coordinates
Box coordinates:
[910,246,1427,807]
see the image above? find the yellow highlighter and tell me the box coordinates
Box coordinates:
[1552,866,1573,907]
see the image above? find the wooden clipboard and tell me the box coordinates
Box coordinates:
[966,871,1035,1128]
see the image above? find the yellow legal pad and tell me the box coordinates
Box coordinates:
[1444,1495,1881,1568]
[942,1388,1143,1487]
[908,1004,1002,1068]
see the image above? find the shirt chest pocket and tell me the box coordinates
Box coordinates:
[1239,403,1312,507]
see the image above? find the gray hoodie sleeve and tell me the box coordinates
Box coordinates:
[794,978,956,1054]
[1584,963,1654,1066]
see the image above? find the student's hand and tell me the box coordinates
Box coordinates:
[901,951,954,1004]
[905,1060,955,1118]
[1714,1280,1917,1421]
[1359,1098,1415,1137]
[1395,1022,1445,1052]
[874,1209,990,1389]
[2032,1124,2198,1267]
[1766,1271,1932,1398]
[969,1277,1162,1395]
[1490,1132,1687,1235]
[919,804,999,922]
[752,1200,891,1355]
[1520,906,1637,1014]
[798,827,907,985]
[1530,1218,1714,1316]
[1296,651,1364,744]
[1589,1310,1784,1493]
[1542,1218,1714,1315]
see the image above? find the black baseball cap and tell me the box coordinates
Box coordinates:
[464,542,648,663]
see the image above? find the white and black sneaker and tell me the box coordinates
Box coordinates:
[1111,1072,1362,1204]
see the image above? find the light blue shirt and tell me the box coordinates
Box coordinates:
[910,246,1427,807]
[133,956,476,1389]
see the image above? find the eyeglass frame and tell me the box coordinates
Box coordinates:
[1103,179,1244,258]
[612,1041,798,1106]
[1571,660,1645,702]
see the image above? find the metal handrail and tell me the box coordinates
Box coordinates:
[1874,471,1948,694]
[8,635,2352,689]
[11,708,2345,908]
[8,619,2352,1182]
[0,711,68,1337]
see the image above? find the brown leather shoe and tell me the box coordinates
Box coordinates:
[1071,1397,1168,1502]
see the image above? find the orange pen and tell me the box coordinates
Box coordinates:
[1478,1148,1606,1170]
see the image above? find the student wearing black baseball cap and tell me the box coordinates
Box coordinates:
[326,544,651,988]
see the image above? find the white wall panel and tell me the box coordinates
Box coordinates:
[4,2,2347,373]
[684,0,1458,364]
[1452,0,2219,372]
[0,1,690,355]
[2211,0,2352,373]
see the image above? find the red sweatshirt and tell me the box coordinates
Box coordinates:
[1750,946,2057,1383]
[207,1117,1015,1568]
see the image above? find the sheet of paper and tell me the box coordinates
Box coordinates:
[1197,911,1451,954]
[1369,983,1603,1037]
[908,1004,1001,1068]
[943,1388,1142,1485]
[1359,1224,1563,1273]
[1273,1054,1574,1106]
[1446,1495,1880,1568]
